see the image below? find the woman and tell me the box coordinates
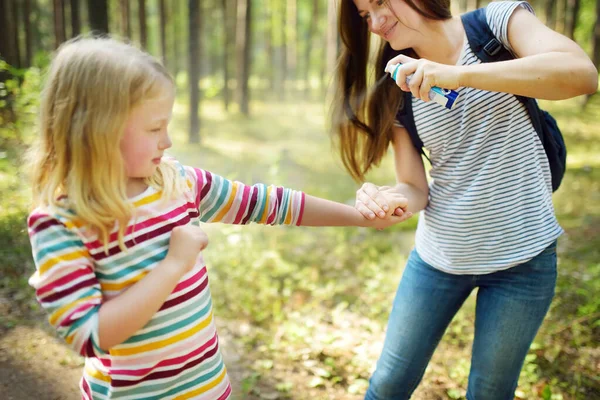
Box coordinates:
[330,0,597,398]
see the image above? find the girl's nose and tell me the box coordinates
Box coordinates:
[160,132,172,150]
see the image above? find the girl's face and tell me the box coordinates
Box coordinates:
[353,0,418,50]
[120,90,175,182]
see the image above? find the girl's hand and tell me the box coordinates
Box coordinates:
[164,225,209,274]
[385,54,461,103]
[356,182,410,220]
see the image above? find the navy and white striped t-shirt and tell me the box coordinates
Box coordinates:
[402,1,563,274]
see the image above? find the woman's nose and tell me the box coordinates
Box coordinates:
[370,12,387,32]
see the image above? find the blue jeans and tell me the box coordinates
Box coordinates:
[365,242,557,400]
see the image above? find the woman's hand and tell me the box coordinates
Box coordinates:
[385,54,461,102]
[356,182,412,221]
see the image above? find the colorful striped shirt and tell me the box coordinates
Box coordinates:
[28,163,305,399]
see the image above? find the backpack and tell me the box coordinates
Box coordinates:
[395,7,567,192]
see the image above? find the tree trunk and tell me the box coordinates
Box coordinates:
[564,0,580,39]
[70,0,81,37]
[171,0,180,75]
[325,0,337,91]
[304,0,318,98]
[53,0,67,48]
[286,0,297,83]
[120,0,131,38]
[87,0,109,35]
[221,0,231,110]
[188,0,201,143]
[555,0,566,33]
[544,0,555,29]
[593,0,600,69]
[0,0,18,67]
[159,0,168,67]
[138,0,147,49]
[236,0,251,115]
[24,0,33,66]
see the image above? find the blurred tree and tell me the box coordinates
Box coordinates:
[24,0,34,66]
[87,0,109,35]
[120,0,131,38]
[159,0,168,67]
[565,0,580,39]
[236,0,251,115]
[138,0,147,48]
[54,0,67,48]
[71,0,81,37]
[189,0,201,143]
[304,0,319,98]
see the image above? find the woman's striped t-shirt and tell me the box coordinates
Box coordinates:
[28,163,305,399]
[400,1,562,274]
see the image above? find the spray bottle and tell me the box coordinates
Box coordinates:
[386,63,460,110]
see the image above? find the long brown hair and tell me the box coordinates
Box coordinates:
[330,0,451,181]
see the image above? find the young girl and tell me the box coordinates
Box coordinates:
[26,37,411,400]
[331,0,597,399]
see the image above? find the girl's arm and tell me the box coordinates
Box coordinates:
[355,126,430,219]
[192,167,412,229]
[29,212,206,354]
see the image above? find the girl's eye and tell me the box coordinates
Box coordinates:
[151,128,162,133]
[362,13,370,21]
[376,0,385,5]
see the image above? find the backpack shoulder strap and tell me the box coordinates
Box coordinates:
[460,8,549,153]
[460,8,514,63]
[395,91,430,162]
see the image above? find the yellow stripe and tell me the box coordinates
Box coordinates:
[39,250,89,275]
[213,182,238,222]
[64,219,85,229]
[133,191,162,207]
[49,295,100,325]
[284,202,293,225]
[259,186,272,224]
[100,271,148,292]
[174,367,227,400]
[85,365,111,383]
[110,311,214,356]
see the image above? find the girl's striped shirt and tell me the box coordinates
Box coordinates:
[397,1,563,274]
[28,163,305,399]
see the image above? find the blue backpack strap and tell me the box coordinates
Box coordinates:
[460,8,513,63]
[395,91,431,163]
[461,7,566,191]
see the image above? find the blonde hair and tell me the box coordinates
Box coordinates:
[27,36,187,249]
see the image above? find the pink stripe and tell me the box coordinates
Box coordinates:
[110,332,218,376]
[172,266,207,294]
[58,302,98,327]
[296,192,306,226]
[86,202,198,250]
[37,268,93,297]
[194,168,205,208]
[104,325,217,367]
[233,186,251,224]
[80,377,93,399]
[217,384,232,400]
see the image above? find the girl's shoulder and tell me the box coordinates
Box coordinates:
[27,205,86,242]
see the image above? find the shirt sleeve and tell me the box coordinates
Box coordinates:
[188,167,306,226]
[27,210,106,358]
[485,1,535,55]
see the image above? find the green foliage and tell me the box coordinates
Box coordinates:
[1,85,599,398]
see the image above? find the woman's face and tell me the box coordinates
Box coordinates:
[353,0,418,50]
